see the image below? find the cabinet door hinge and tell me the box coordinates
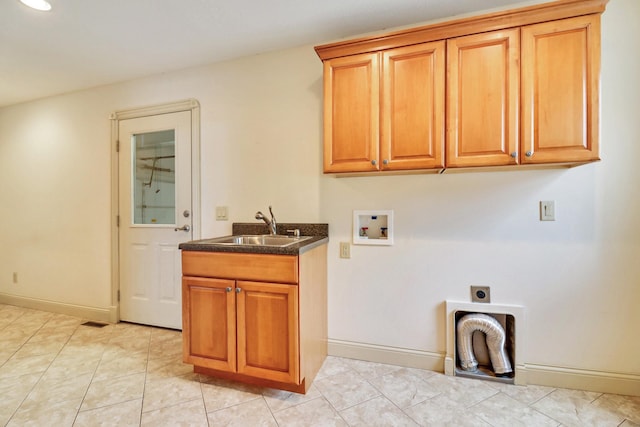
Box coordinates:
[117,290,120,302]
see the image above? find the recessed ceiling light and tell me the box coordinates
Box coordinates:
[19,0,52,11]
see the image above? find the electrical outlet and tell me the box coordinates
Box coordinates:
[471,286,490,303]
[339,242,351,259]
[540,201,555,221]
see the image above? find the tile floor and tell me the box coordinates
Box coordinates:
[0,303,638,427]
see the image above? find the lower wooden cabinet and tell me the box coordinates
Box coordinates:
[181,245,326,393]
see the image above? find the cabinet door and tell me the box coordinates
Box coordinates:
[323,53,380,173]
[521,15,600,164]
[381,41,445,171]
[236,281,299,384]
[447,29,520,167]
[182,276,236,372]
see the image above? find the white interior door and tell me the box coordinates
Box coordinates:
[118,110,192,329]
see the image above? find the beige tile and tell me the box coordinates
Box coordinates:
[532,388,625,426]
[315,356,353,380]
[74,399,142,427]
[24,371,93,405]
[486,381,556,405]
[207,398,277,426]
[93,351,148,381]
[142,398,208,427]
[0,304,637,427]
[592,393,640,424]
[263,384,322,412]
[368,367,440,409]
[404,394,492,426]
[273,397,347,427]
[471,392,560,426]
[7,396,82,427]
[145,354,193,380]
[200,377,263,412]
[343,358,404,380]
[142,372,202,413]
[13,337,67,358]
[0,353,57,379]
[81,372,146,411]
[44,353,101,380]
[422,373,499,407]
[314,370,381,411]
[148,328,182,361]
[0,372,42,426]
[340,395,419,426]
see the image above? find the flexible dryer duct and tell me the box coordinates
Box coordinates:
[457,313,512,375]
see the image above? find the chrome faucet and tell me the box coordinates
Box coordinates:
[255,205,277,235]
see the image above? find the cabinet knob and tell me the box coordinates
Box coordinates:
[371,159,377,166]
[235,287,242,293]
[382,159,389,165]
[525,151,533,157]
[226,287,232,293]
[510,152,517,158]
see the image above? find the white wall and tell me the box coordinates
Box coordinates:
[0,0,637,389]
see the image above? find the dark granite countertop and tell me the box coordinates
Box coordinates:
[179,223,329,255]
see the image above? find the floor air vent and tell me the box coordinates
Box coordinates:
[81,321,108,328]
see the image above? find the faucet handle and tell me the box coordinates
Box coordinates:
[287,229,300,238]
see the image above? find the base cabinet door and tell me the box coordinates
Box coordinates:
[236,281,299,384]
[521,15,600,164]
[182,276,236,372]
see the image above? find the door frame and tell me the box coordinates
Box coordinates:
[110,99,201,322]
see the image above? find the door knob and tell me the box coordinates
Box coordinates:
[174,224,191,232]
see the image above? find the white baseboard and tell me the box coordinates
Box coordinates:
[525,364,640,397]
[328,339,444,372]
[328,339,640,397]
[0,293,117,324]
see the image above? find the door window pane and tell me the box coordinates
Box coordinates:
[132,130,176,225]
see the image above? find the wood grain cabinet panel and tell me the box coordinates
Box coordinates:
[182,277,236,372]
[446,29,520,168]
[323,53,379,172]
[381,41,445,170]
[236,280,299,384]
[315,0,606,173]
[521,14,600,164]
[181,245,327,394]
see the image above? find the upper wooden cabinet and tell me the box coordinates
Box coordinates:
[447,29,520,168]
[315,0,607,174]
[323,41,445,173]
[323,52,380,173]
[521,14,601,164]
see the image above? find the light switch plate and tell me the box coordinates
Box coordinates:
[540,201,555,221]
[215,206,229,221]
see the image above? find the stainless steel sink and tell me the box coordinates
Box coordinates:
[199,234,312,247]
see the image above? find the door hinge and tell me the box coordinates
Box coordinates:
[117,290,120,302]
[116,140,120,152]
[116,215,120,227]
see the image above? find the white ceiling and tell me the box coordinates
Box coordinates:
[1,0,543,108]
